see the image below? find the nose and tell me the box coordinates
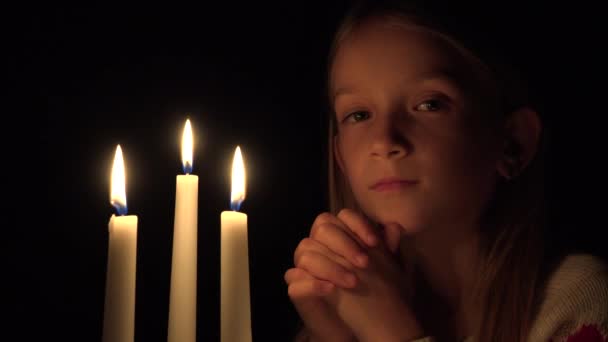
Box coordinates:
[370,117,409,159]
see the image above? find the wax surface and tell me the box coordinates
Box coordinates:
[221,210,252,342]
[103,214,138,342]
[168,174,199,342]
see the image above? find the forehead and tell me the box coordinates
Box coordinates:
[331,21,474,92]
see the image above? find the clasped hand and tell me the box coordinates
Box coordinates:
[285,209,424,342]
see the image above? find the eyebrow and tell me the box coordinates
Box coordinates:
[332,70,463,100]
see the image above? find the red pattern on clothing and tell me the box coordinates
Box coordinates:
[565,324,607,342]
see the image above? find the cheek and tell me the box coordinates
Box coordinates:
[436,138,495,182]
[420,120,496,176]
[337,134,369,190]
[338,132,363,169]
[440,119,498,165]
[431,137,498,208]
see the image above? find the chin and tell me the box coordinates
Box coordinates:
[365,203,427,235]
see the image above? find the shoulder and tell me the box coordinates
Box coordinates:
[528,253,608,341]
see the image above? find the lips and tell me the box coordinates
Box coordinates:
[370,178,418,192]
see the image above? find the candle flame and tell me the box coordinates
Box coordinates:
[182,119,193,174]
[230,146,246,211]
[110,145,128,215]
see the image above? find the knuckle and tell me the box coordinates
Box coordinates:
[314,222,333,238]
[337,208,352,219]
[292,252,299,267]
[288,282,314,299]
[293,246,302,265]
[296,252,313,268]
[294,238,315,262]
[293,247,301,266]
[309,224,320,238]
[294,241,305,256]
[300,237,315,249]
[284,268,295,283]
[315,212,332,224]
[311,212,336,236]
[287,284,299,298]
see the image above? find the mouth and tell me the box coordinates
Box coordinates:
[370,178,418,192]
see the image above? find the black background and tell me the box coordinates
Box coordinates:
[9,1,607,341]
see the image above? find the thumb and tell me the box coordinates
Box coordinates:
[382,223,402,254]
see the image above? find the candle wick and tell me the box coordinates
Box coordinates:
[230,201,243,212]
[112,202,128,216]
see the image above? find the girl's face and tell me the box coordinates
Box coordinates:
[331,20,502,235]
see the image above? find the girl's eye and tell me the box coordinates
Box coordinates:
[343,110,371,123]
[415,99,444,112]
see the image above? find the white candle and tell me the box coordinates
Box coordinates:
[103,145,138,342]
[168,119,199,342]
[221,146,252,342]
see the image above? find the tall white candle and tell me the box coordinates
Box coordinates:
[221,146,252,342]
[103,145,138,342]
[168,119,199,342]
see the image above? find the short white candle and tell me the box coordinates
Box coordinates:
[103,145,137,342]
[221,146,252,342]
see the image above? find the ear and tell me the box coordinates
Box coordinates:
[333,135,346,173]
[496,107,542,180]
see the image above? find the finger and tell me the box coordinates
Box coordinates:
[287,281,353,341]
[311,214,346,243]
[312,212,344,227]
[287,278,335,298]
[382,222,403,254]
[309,222,370,269]
[295,251,358,288]
[294,237,355,270]
[284,267,315,284]
[336,208,379,247]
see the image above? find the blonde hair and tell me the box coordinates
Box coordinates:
[325,1,554,341]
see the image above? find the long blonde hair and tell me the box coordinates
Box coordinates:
[325,1,556,341]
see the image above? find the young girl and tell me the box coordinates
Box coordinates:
[284,1,608,341]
